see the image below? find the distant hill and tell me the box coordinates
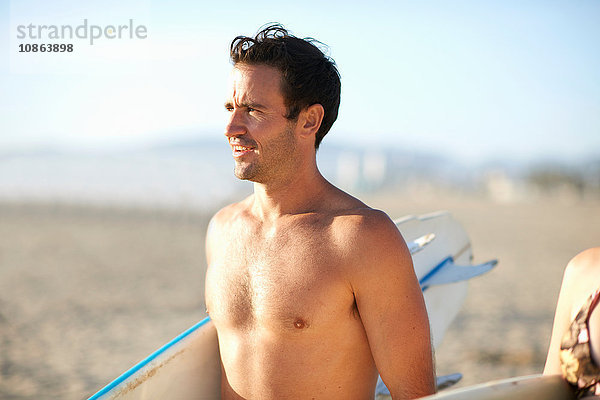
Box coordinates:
[0,136,597,208]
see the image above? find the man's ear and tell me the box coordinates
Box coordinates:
[298,104,324,139]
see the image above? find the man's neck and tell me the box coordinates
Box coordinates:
[250,163,330,221]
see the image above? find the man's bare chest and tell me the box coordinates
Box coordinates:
[205,229,352,332]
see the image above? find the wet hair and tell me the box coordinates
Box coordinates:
[230,23,341,149]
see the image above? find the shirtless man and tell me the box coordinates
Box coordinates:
[205,24,435,400]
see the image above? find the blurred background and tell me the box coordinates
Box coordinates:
[1,1,600,398]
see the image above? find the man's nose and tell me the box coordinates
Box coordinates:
[225,110,246,139]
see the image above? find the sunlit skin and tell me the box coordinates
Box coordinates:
[544,247,600,375]
[205,64,435,399]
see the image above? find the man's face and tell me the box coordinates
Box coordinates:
[224,64,297,183]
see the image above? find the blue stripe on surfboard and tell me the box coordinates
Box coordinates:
[419,256,453,291]
[88,316,212,400]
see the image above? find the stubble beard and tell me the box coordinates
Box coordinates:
[233,124,297,183]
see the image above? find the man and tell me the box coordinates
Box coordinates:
[205,24,435,400]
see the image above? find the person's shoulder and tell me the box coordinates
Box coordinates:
[205,196,254,260]
[323,187,397,235]
[330,206,408,260]
[331,206,399,237]
[207,195,253,234]
[565,247,600,276]
[329,206,414,289]
[559,247,600,311]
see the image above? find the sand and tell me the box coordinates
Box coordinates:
[1,195,599,399]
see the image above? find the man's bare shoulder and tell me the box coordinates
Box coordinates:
[208,196,254,230]
[205,196,255,257]
[321,187,400,239]
[329,206,403,244]
[327,206,411,272]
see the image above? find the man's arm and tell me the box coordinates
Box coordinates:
[350,210,435,399]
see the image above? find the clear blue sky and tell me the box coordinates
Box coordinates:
[1,0,599,164]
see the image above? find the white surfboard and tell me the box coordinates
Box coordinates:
[89,211,496,400]
[417,374,576,400]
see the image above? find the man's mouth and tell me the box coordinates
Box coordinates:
[231,144,255,158]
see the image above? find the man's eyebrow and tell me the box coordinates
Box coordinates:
[224,100,267,110]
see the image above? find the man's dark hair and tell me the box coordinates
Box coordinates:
[230,24,341,149]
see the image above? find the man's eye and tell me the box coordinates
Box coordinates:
[247,107,256,113]
[225,106,234,112]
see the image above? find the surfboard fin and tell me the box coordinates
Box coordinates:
[435,372,463,390]
[420,258,498,290]
[407,233,436,255]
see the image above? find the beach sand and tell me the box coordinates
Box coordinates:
[1,195,599,399]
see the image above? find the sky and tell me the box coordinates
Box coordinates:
[1,0,599,165]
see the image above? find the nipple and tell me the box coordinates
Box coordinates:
[293,318,307,329]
